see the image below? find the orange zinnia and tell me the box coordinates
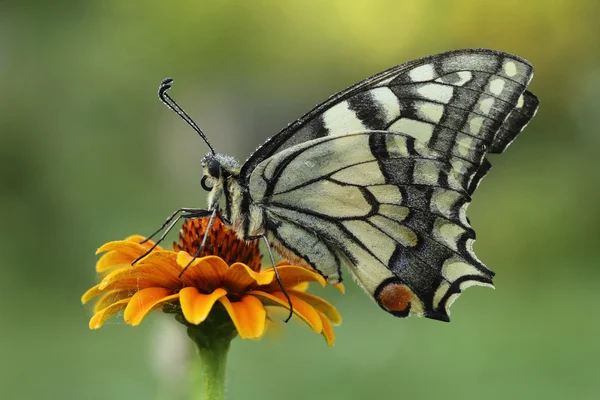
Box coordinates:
[82,218,342,345]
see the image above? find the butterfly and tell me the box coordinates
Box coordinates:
[139,49,538,322]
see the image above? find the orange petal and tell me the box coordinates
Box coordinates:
[89,298,131,329]
[218,295,266,339]
[93,289,134,313]
[332,283,345,293]
[96,251,137,273]
[317,311,335,346]
[224,263,274,293]
[134,251,184,284]
[81,285,103,304]
[99,251,182,291]
[290,282,309,292]
[260,265,326,292]
[124,235,162,251]
[96,240,149,256]
[179,287,227,325]
[289,290,342,325]
[93,278,165,293]
[123,287,179,326]
[176,254,228,291]
[250,291,323,333]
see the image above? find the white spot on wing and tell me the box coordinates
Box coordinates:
[469,116,484,135]
[367,185,402,204]
[323,101,367,134]
[409,64,436,82]
[489,78,505,95]
[431,189,461,219]
[416,83,454,103]
[434,71,472,87]
[416,102,444,123]
[388,119,434,143]
[434,219,465,252]
[433,281,451,309]
[441,256,485,282]
[516,94,525,108]
[479,97,494,115]
[451,158,469,175]
[504,61,517,77]
[455,71,473,86]
[371,87,401,122]
[457,135,475,157]
[379,204,410,223]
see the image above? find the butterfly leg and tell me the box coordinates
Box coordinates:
[131,208,211,265]
[139,208,208,245]
[262,236,294,323]
[178,207,219,278]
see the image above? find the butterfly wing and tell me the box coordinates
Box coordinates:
[241,48,539,196]
[249,132,489,321]
[242,49,538,321]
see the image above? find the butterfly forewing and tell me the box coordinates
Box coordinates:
[242,49,538,190]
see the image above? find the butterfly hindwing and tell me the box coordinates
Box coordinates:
[249,132,493,321]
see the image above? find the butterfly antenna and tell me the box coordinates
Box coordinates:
[158,78,216,155]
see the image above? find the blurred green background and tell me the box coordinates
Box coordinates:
[1,0,599,399]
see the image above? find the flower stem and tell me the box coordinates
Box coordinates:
[181,309,237,400]
[193,336,230,400]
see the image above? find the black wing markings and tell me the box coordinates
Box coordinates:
[241,49,534,182]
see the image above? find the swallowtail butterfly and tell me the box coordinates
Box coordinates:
[143,49,539,322]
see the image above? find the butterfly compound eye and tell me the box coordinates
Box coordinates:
[208,159,221,178]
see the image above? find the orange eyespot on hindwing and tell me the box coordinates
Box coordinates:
[375,279,413,317]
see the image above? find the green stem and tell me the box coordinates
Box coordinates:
[181,309,237,400]
[193,337,230,400]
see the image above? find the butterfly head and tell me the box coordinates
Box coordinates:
[201,153,240,188]
[200,153,241,209]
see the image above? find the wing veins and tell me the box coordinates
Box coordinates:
[364,219,453,284]
[268,205,390,269]
[429,69,531,86]
[383,95,510,128]
[269,154,455,197]
[375,214,475,270]
[388,73,528,106]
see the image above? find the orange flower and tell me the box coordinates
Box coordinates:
[82,218,342,346]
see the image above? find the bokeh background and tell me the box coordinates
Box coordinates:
[2,1,599,399]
